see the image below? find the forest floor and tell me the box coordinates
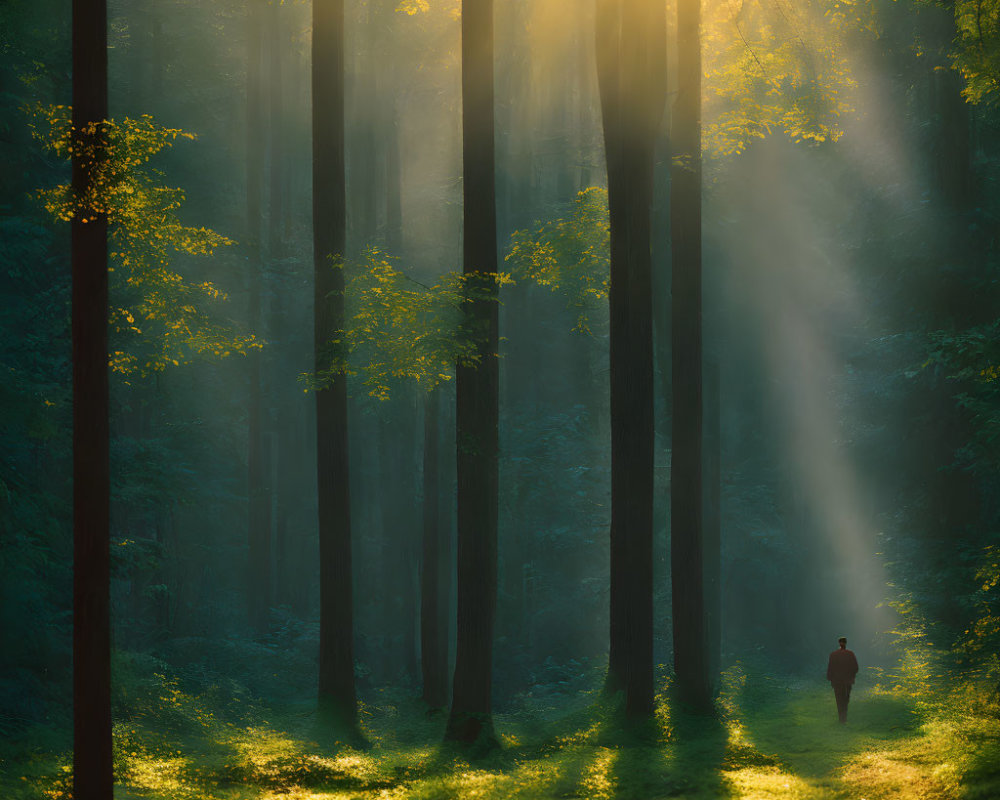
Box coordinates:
[4,661,1000,800]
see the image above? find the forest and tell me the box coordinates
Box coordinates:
[3,0,1000,797]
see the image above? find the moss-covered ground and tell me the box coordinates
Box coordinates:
[4,661,999,800]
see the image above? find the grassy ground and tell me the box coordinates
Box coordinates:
[3,663,999,800]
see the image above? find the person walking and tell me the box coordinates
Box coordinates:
[827,636,859,723]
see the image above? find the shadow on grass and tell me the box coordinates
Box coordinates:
[732,675,921,781]
[603,706,731,800]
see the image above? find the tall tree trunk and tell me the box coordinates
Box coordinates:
[314,0,357,732]
[596,0,664,718]
[927,7,971,210]
[381,1,403,255]
[247,0,271,634]
[446,0,500,747]
[703,356,721,692]
[670,0,711,711]
[651,122,671,437]
[421,388,448,709]
[73,0,112,797]
[385,112,403,254]
[351,0,378,246]
[268,0,285,258]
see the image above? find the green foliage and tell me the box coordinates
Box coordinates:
[505,187,610,335]
[957,546,1000,691]
[703,0,857,158]
[395,0,460,18]
[27,103,258,377]
[7,658,1000,799]
[926,323,1000,493]
[312,247,512,400]
[951,0,1000,105]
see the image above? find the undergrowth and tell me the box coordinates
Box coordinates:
[2,654,999,800]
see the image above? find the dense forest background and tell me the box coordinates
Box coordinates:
[4,0,1000,797]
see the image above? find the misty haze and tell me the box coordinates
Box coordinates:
[2,0,999,798]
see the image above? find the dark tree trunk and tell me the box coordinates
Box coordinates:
[596,0,665,717]
[72,0,112,797]
[926,7,971,210]
[385,110,403,254]
[313,0,357,731]
[247,0,271,634]
[651,122,672,436]
[268,0,285,258]
[933,66,970,208]
[421,388,448,709]
[351,0,378,246]
[703,357,721,692]
[445,0,500,747]
[670,0,711,711]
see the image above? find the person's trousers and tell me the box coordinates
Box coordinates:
[832,681,852,723]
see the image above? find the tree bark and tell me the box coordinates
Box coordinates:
[385,111,403,254]
[421,388,448,708]
[247,0,271,634]
[314,0,357,731]
[670,0,711,711]
[268,0,285,258]
[446,0,500,747]
[351,0,378,246]
[596,0,664,718]
[703,356,721,693]
[72,0,112,797]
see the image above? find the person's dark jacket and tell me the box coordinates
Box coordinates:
[827,648,859,685]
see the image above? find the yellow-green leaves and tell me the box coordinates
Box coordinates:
[951,0,1000,105]
[395,0,460,19]
[311,248,507,400]
[960,545,1000,657]
[506,187,610,335]
[396,0,430,14]
[703,0,856,159]
[28,104,258,377]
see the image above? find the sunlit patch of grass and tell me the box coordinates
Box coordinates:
[126,754,196,798]
[553,718,603,748]
[9,658,1000,800]
[842,750,956,800]
[578,746,617,799]
[839,711,980,800]
[725,765,816,799]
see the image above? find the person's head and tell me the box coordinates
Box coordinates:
[838,637,847,649]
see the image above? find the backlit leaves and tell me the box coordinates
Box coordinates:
[506,187,610,335]
[28,104,258,377]
[395,0,459,19]
[950,0,1000,105]
[311,248,511,400]
[703,0,857,158]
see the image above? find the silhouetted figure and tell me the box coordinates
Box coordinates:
[827,636,859,724]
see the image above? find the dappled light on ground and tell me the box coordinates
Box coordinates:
[5,663,1000,799]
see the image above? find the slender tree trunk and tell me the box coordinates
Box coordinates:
[596,0,626,696]
[247,0,271,634]
[927,7,971,210]
[73,0,112,797]
[314,0,357,731]
[385,112,403,254]
[651,122,671,437]
[670,0,711,711]
[352,0,378,246]
[703,356,721,692]
[381,1,403,254]
[596,0,664,717]
[446,0,500,747]
[268,0,285,258]
[422,388,448,708]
